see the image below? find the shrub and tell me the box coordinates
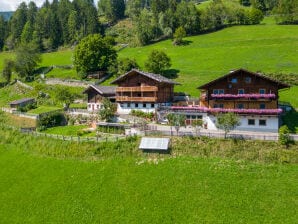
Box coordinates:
[17,102,37,112]
[279,125,292,148]
[37,112,67,130]
[130,110,155,120]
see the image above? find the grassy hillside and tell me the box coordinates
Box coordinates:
[117,17,298,97]
[0,17,297,106]
[0,128,297,223]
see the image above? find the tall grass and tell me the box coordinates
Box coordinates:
[0,126,297,163]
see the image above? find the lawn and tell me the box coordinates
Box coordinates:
[46,67,79,80]
[43,125,94,137]
[0,128,297,223]
[27,106,61,115]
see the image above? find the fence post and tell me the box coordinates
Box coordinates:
[97,136,98,142]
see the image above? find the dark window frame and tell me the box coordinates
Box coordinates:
[259,119,266,126]
[248,119,255,125]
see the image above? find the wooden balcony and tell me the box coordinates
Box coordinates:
[116,86,158,92]
[116,96,157,102]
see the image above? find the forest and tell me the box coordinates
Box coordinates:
[0,0,297,52]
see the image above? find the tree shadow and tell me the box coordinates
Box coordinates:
[163,69,180,79]
[180,40,193,46]
[282,109,298,133]
[173,40,193,46]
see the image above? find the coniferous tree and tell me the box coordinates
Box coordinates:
[0,16,7,50]
[9,2,28,44]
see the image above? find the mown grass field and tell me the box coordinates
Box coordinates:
[43,125,94,137]
[27,106,61,114]
[0,127,297,223]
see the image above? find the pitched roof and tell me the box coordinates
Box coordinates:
[198,68,290,89]
[110,69,180,85]
[9,98,35,105]
[83,85,116,95]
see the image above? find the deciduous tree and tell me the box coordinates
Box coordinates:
[2,59,14,84]
[14,43,41,81]
[98,98,117,122]
[144,50,171,74]
[216,113,240,138]
[74,34,117,78]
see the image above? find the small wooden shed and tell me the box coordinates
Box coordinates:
[9,98,35,109]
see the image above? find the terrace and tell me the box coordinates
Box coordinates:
[210,93,276,100]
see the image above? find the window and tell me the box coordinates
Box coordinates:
[97,105,99,109]
[237,104,244,109]
[245,77,252,83]
[219,104,224,108]
[143,103,146,108]
[135,103,138,108]
[238,89,245,94]
[186,115,191,119]
[127,103,130,108]
[260,103,266,109]
[88,104,91,108]
[151,103,155,108]
[248,119,255,125]
[213,89,224,94]
[214,104,218,108]
[259,120,266,126]
[231,78,238,83]
[259,89,266,94]
[191,115,196,119]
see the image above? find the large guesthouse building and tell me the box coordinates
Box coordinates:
[111,69,179,114]
[84,68,289,132]
[171,69,289,132]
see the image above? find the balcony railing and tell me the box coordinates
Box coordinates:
[170,106,282,115]
[116,96,157,102]
[116,86,158,92]
[210,93,276,100]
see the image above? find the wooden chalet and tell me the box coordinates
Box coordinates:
[198,68,290,113]
[83,85,116,111]
[111,69,179,113]
[166,69,290,132]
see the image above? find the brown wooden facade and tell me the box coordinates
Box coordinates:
[111,69,178,103]
[83,85,116,111]
[198,69,290,110]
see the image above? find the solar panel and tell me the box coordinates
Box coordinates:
[139,137,170,151]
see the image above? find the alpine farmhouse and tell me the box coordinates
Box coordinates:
[84,68,290,132]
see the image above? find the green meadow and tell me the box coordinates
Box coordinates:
[0,17,297,106]
[0,127,297,223]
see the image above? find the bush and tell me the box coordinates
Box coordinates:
[37,112,67,130]
[130,110,155,120]
[17,102,37,112]
[279,125,292,148]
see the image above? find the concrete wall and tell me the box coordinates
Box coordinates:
[205,114,279,132]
